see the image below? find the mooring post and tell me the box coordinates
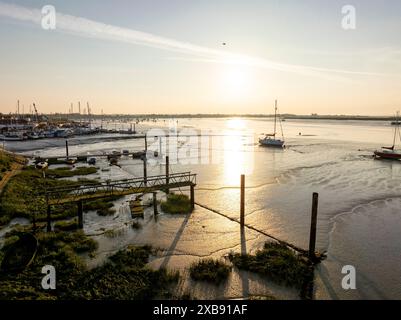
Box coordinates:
[143,157,147,185]
[78,200,84,229]
[165,156,169,194]
[240,174,245,227]
[46,204,51,232]
[153,192,158,216]
[190,184,195,211]
[65,139,69,159]
[309,192,319,259]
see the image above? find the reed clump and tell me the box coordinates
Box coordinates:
[161,194,191,214]
[228,242,314,292]
[85,196,120,216]
[189,258,231,284]
[54,218,79,232]
[46,166,97,178]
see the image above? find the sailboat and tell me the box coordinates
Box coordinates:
[374,112,401,160]
[259,100,285,148]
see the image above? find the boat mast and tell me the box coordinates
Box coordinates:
[273,99,277,137]
[394,111,400,149]
[87,102,91,129]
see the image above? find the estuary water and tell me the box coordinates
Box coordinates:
[4,117,401,300]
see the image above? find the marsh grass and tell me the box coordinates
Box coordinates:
[228,242,314,292]
[0,167,104,226]
[68,246,180,300]
[1,235,180,300]
[54,218,79,232]
[0,152,12,179]
[104,228,125,238]
[46,166,98,178]
[161,193,191,214]
[189,258,231,284]
[84,196,121,216]
[0,229,98,300]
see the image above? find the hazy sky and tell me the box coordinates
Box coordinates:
[0,0,401,115]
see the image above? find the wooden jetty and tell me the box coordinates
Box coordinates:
[129,196,144,218]
[44,172,196,231]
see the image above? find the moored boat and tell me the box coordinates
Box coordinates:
[109,157,119,166]
[259,100,285,148]
[0,132,25,141]
[374,148,401,160]
[65,157,77,165]
[374,112,401,160]
[35,161,48,169]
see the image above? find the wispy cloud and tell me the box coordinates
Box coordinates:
[0,1,396,81]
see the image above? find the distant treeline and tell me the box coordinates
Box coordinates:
[1,112,395,122]
[44,113,396,121]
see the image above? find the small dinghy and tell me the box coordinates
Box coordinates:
[109,157,119,166]
[0,233,38,273]
[35,161,48,170]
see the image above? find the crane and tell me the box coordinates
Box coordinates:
[33,103,39,123]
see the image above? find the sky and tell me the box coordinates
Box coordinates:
[0,0,401,115]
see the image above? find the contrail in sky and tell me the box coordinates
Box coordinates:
[0,1,395,80]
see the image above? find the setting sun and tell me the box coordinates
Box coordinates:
[219,65,254,101]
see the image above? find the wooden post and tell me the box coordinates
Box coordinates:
[190,185,195,211]
[153,192,158,216]
[78,200,84,229]
[165,156,169,194]
[46,204,51,232]
[309,192,319,259]
[65,140,69,159]
[143,157,147,185]
[240,174,245,227]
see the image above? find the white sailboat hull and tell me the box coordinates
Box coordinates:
[0,134,24,141]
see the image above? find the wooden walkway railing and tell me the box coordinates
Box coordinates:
[46,172,196,205]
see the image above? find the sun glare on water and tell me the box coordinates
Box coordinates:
[222,119,254,185]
